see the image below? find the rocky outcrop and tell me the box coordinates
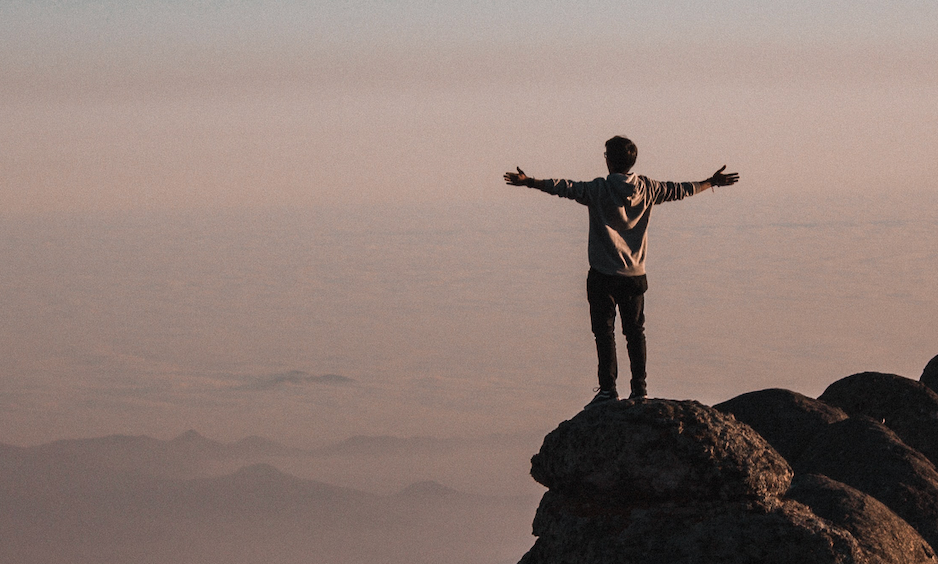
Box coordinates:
[522,400,875,564]
[520,356,938,564]
[714,388,848,463]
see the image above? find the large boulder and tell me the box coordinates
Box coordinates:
[715,388,848,463]
[521,400,873,564]
[787,473,937,564]
[530,399,792,501]
[523,492,865,564]
[795,416,938,551]
[818,372,938,467]
[922,355,938,393]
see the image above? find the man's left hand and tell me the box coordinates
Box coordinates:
[504,167,529,186]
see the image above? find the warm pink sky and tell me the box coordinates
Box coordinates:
[2,1,937,215]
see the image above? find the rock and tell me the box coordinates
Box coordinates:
[523,492,864,564]
[795,416,938,551]
[715,388,848,463]
[787,473,937,564]
[922,355,938,393]
[521,399,872,564]
[818,372,938,467]
[530,399,792,502]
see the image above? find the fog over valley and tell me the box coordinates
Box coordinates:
[3,198,936,447]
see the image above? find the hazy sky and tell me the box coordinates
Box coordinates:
[2,1,937,450]
[3,0,937,214]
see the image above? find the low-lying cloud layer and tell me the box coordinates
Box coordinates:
[239,371,356,391]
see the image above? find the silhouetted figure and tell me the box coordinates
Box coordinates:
[504,136,739,409]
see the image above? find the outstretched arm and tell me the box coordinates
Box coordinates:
[698,166,740,192]
[504,167,546,190]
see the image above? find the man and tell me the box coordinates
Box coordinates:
[504,136,739,409]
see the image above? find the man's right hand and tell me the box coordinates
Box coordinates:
[708,166,740,187]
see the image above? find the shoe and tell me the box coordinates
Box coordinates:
[629,378,647,401]
[584,388,618,410]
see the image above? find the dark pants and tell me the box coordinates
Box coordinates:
[587,269,647,396]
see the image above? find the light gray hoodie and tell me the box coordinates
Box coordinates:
[539,173,703,277]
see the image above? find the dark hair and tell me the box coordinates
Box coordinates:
[605,136,637,173]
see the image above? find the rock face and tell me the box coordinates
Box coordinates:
[524,493,864,564]
[795,416,938,552]
[714,388,848,463]
[530,400,791,502]
[521,400,871,564]
[788,473,936,564]
[921,355,938,393]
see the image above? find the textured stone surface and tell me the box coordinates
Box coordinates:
[715,388,848,463]
[795,417,938,552]
[819,372,938,467]
[922,355,938,393]
[522,493,864,564]
[788,473,937,564]
[530,399,792,502]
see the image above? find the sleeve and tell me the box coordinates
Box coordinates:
[535,178,597,206]
[643,177,704,205]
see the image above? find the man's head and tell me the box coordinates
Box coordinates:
[605,136,637,174]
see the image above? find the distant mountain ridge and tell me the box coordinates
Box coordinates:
[312,435,462,456]
[1,428,546,466]
[0,430,536,564]
[395,479,464,499]
[0,430,306,483]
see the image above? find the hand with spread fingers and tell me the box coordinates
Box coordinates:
[504,167,529,186]
[504,167,545,190]
[708,165,740,188]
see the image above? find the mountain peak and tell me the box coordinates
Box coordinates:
[167,430,226,454]
[172,430,204,442]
